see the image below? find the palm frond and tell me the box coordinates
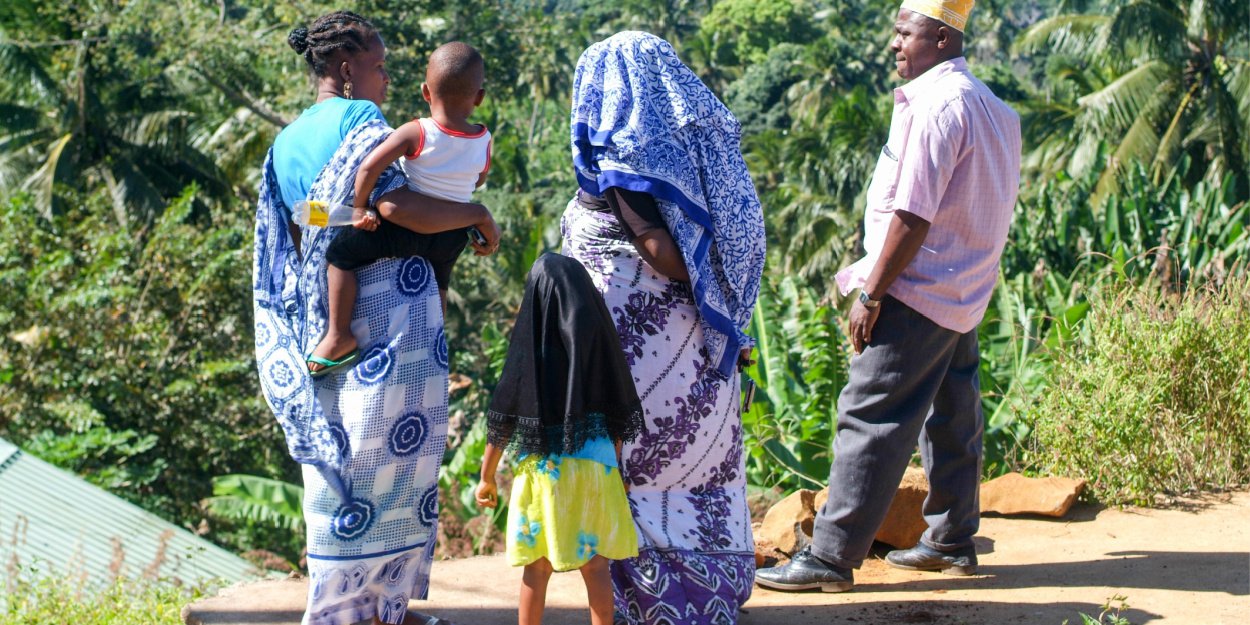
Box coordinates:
[0,102,44,133]
[1091,109,1163,207]
[1076,60,1172,132]
[100,154,165,227]
[1224,59,1250,134]
[124,109,193,159]
[1181,90,1245,176]
[1014,14,1108,58]
[1153,81,1202,179]
[0,41,63,106]
[192,108,270,185]
[1190,0,1250,44]
[23,132,74,220]
[0,126,54,187]
[1106,1,1185,62]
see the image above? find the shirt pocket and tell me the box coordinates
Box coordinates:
[866,143,902,211]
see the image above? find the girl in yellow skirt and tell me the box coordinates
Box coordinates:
[475,253,643,625]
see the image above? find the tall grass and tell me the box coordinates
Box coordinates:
[1023,277,1250,505]
[1,567,207,625]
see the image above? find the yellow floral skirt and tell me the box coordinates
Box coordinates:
[506,455,639,571]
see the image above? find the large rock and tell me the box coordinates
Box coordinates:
[753,531,778,568]
[753,467,932,560]
[981,472,1086,517]
[873,466,930,549]
[756,489,817,556]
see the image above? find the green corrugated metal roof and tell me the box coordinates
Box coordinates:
[0,437,257,587]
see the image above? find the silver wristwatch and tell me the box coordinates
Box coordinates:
[858,290,881,308]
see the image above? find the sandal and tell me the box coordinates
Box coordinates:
[405,610,451,625]
[306,348,360,379]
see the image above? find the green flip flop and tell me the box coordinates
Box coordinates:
[307,348,360,379]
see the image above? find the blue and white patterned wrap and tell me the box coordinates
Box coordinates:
[254,119,451,625]
[253,120,407,496]
[570,31,766,379]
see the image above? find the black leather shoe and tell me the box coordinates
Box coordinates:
[754,546,854,592]
[885,542,978,575]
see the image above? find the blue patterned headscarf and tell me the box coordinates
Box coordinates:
[252,120,406,499]
[571,31,766,379]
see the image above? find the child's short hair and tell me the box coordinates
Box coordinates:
[426,42,484,101]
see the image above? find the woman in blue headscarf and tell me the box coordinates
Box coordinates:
[562,31,767,624]
[253,11,494,625]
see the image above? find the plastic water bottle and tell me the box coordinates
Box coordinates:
[292,200,357,228]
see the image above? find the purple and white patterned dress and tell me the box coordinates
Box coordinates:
[562,201,754,625]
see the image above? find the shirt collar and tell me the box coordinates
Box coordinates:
[896,57,967,103]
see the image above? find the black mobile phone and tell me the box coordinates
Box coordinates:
[741,378,756,413]
[467,226,487,247]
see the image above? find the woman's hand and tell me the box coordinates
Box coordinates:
[737,347,754,371]
[470,209,502,256]
[474,479,498,508]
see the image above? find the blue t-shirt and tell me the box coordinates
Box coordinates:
[271,97,387,212]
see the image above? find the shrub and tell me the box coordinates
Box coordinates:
[0,189,296,558]
[1023,278,1250,505]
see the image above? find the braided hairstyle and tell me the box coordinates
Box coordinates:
[287,11,380,77]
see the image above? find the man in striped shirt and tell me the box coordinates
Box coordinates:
[757,0,1021,592]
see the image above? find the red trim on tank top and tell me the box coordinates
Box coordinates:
[405,120,426,159]
[430,118,488,139]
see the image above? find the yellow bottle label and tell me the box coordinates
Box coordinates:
[306,201,329,228]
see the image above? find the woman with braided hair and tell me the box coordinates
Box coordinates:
[253,10,491,625]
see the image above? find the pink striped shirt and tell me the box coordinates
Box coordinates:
[835,57,1021,333]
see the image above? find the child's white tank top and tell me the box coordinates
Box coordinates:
[401,118,492,203]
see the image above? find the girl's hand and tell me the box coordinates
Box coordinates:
[353,207,380,232]
[474,480,498,508]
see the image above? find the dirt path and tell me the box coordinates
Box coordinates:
[185,492,1250,625]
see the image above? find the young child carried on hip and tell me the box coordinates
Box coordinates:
[475,253,644,625]
[308,41,493,377]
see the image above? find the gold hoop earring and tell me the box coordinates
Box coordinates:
[344,81,353,99]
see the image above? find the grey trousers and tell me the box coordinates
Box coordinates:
[811,296,983,569]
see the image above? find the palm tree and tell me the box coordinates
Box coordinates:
[0,4,235,225]
[764,86,891,289]
[1016,0,1250,199]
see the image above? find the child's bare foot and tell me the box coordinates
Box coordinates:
[307,332,359,376]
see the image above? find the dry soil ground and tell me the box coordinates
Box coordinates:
[186,491,1250,625]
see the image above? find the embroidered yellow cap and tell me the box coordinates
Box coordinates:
[900,0,975,32]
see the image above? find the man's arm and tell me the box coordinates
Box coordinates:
[849,210,931,354]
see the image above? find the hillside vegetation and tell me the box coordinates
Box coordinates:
[1,0,1247,568]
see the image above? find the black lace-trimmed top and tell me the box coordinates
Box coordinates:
[486,252,643,457]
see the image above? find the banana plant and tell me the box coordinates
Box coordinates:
[202,474,304,533]
[743,276,849,491]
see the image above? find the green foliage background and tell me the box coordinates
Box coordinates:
[1,0,1247,573]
